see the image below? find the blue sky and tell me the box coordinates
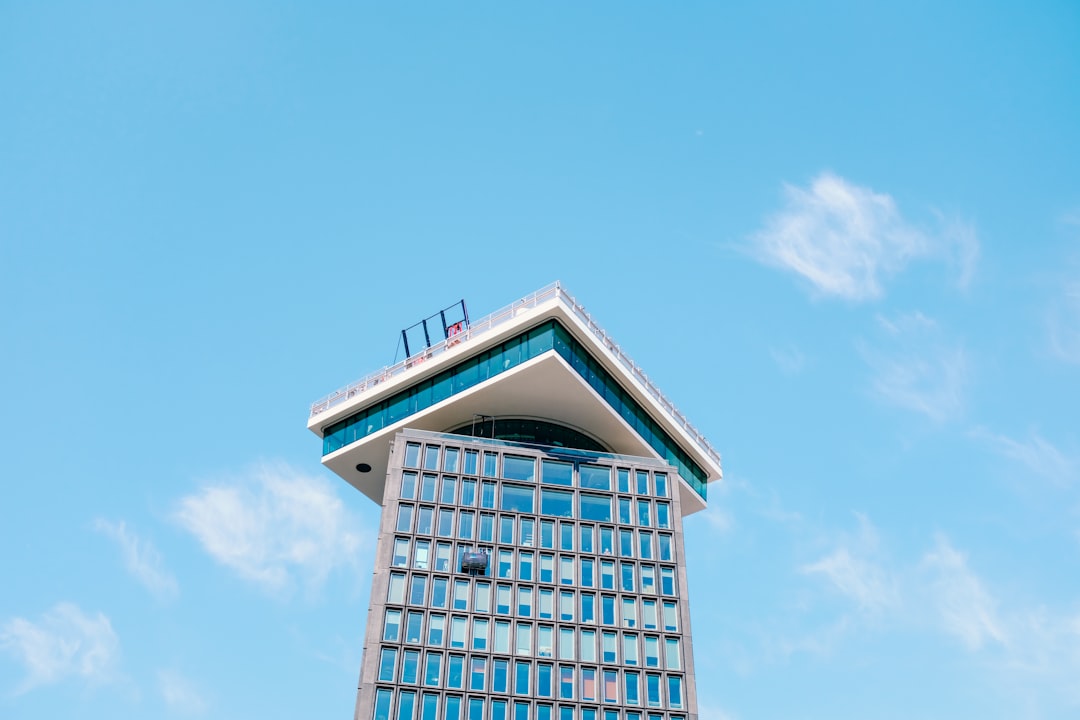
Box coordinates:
[2,2,1079,718]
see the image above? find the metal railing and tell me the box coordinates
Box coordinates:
[310,282,721,467]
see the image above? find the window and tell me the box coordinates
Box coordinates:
[580,524,595,553]
[621,562,636,592]
[470,657,487,691]
[667,676,684,709]
[560,557,575,585]
[581,667,597,701]
[479,513,495,543]
[401,471,418,500]
[469,698,484,720]
[514,701,530,720]
[459,509,475,540]
[445,696,462,720]
[654,473,667,497]
[635,471,650,495]
[580,494,612,522]
[520,517,535,546]
[599,560,615,590]
[409,575,427,605]
[453,580,470,610]
[601,595,615,626]
[636,499,651,527]
[618,498,632,525]
[503,455,536,482]
[378,647,397,682]
[501,485,535,513]
[461,479,477,507]
[499,516,515,544]
[514,660,531,694]
[473,618,489,650]
[374,688,393,720]
[622,597,637,628]
[402,649,420,684]
[579,465,611,490]
[538,588,553,620]
[638,532,653,560]
[404,443,421,468]
[393,538,410,567]
[431,578,448,609]
[660,568,675,596]
[581,559,595,588]
[665,637,681,669]
[537,663,553,698]
[541,489,573,517]
[516,622,532,655]
[496,584,512,615]
[539,554,554,583]
[655,503,670,529]
[422,694,439,720]
[559,591,575,622]
[493,658,509,693]
[641,566,656,595]
[436,542,453,572]
[519,551,534,581]
[602,631,617,663]
[646,674,661,707]
[644,636,659,668]
[559,627,575,660]
[560,522,574,551]
[495,621,511,653]
[657,535,672,562]
[428,615,445,646]
[642,600,657,630]
[538,625,553,657]
[483,452,498,477]
[421,473,437,502]
[599,528,614,556]
[447,655,465,689]
[542,460,573,486]
[388,573,406,604]
[603,670,619,703]
[417,506,434,534]
[441,477,458,504]
[481,481,497,508]
[623,633,638,666]
[397,505,414,532]
[518,587,534,617]
[423,446,439,471]
[617,468,630,493]
[444,447,460,473]
[437,509,454,537]
[580,593,596,624]
[492,702,507,720]
[384,609,402,641]
[662,602,678,632]
[625,671,640,706]
[540,520,555,549]
[464,450,479,476]
[559,666,575,699]
[619,530,634,558]
[406,611,423,643]
[475,582,491,613]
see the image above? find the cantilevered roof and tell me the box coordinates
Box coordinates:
[307,282,722,514]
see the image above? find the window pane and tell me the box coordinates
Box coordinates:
[503,455,536,482]
[579,465,611,490]
[541,489,573,518]
[501,485,535,513]
[580,494,612,522]
[541,460,573,486]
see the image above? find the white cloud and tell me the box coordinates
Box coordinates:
[972,428,1075,488]
[174,461,366,595]
[801,513,896,613]
[158,669,207,715]
[920,535,1007,651]
[769,345,806,376]
[748,172,977,300]
[702,503,734,534]
[94,519,179,601]
[860,312,968,422]
[0,603,120,693]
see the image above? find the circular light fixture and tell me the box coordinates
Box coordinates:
[356,463,372,473]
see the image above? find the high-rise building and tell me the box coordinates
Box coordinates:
[308,283,722,720]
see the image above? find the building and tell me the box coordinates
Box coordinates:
[308,283,722,720]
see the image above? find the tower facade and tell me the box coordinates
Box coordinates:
[308,284,722,720]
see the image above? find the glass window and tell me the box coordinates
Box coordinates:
[635,471,650,496]
[431,578,449,609]
[601,595,615,626]
[436,542,453,572]
[581,667,597,701]
[503,455,536,482]
[641,566,656,595]
[397,505,414,532]
[516,622,532,655]
[580,494,612,522]
[657,534,672,562]
[464,450,479,476]
[537,663,553,698]
[471,658,487,692]
[451,580,468,610]
[559,557,575,585]
[619,530,634,558]
[498,550,513,579]
[644,636,659,668]
[475,581,491,613]
[642,600,657,630]
[514,660,531,694]
[437,508,454,537]
[602,632,617,663]
[445,696,462,720]
[402,471,418,499]
[580,592,596,624]
[423,446,440,471]
[537,704,552,720]
[519,551,534,581]
[520,518,536,546]
[646,674,661,707]
[428,614,445,646]
[422,694,439,720]
[378,647,397,682]
[579,465,611,490]
[625,671,640,706]
[541,489,573,517]
[491,702,507,720]
[468,698,484,720]
[667,676,683,709]
[617,468,630,493]
[444,447,460,473]
[654,473,667,497]
[441,477,458,505]
[580,629,596,662]
[388,573,406,604]
[406,611,423,643]
[499,516,515,544]
[660,567,675,596]
[600,561,615,590]
[483,451,499,477]
[559,523,574,551]
[414,539,431,569]
[621,562,636,592]
[417,506,434,534]
[501,485,535,513]
[538,625,553,657]
[559,590,575,622]
[447,655,465,690]
[580,558,595,588]
[393,538,410,568]
[513,701,530,720]
[559,627,575,660]
[662,602,678,632]
[481,481,497,508]
[540,520,555,549]
[493,658,509,693]
[599,528,614,557]
[638,532,653,560]
[496,584,512,615]
[384,609,402,641]
[539,554,554,583]
[618,498,632,525]
[541,460,573,486]
[494,621,511,653]
[420,473,438,502]
[623,633,639,665]
[409,575,427,605]
[424,653,442,686]
[479,513,495,543]
[655,503,670,529]
[518,586,534,617]
[622,597,637,628]
[603,670,618,703]
[559,705,574,720]
[461,479,477,507]
[459,511,475,540]
[539,588,553,620]
[559,666,575,700]
[580,524,595,553]
[402,649,420,684]
[636,499,651,527]
[405,443,421,468]
[374,688,393,720]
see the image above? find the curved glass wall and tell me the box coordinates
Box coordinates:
[321,321,708,500]
[448,419,608,453]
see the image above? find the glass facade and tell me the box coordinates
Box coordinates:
[321,321,708,501]
[363,432,692,720]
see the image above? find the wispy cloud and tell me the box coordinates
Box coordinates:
[972,427,1076,488]
[769,345,806,376]
[801,513,896,614]
[748,172,977,300]
[860,312,968,422]
[94,519,179,601]
[920,534,1007,651]
[174,461,367,596]
[158,669,207,715]
[0,603,120,694]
